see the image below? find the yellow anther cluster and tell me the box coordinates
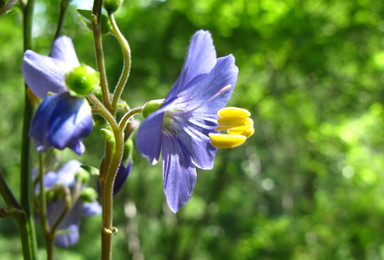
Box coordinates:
[209,107,254,148]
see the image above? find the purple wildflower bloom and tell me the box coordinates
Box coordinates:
[136,30,239,213]
[40,160,101,248]
[22,36,79,99]
[112,161,132,196]
[22,36,93,155]
[29,92,93,155]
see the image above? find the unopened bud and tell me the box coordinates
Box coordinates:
[75,168,91,184]
[65,64,99,97]
[103,0,124,14]
[142,99,164,118]
[80,187,98,203]
[123,138,134,161]
[100,128,115,145]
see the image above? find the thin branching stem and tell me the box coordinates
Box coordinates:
[92,0,111,111]
[109,13,132,114]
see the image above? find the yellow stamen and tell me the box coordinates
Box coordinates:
[216,117,253,131]
[218,107,251,118]
[228,125,254,138]
[209,133,246,148]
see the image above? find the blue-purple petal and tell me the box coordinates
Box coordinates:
[167,30,217,98]
[55,160,81,185]
[113,161,132,195]
[22,36,80,99]
[136,109,165,165]
[177,55,238,115]
[55,223,79,248]
[29,94,62,152]
[30,92,93,155]
[81,200,102,217]
[22,51,70,99]
[46,199,80,248]
[172,114,217,170]
[50,36,80,67]
[162,135,197,213]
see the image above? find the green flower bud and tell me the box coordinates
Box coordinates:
[80,187,98,203]
[100,128,115,144]
[75,168,91,184]
[65,64,99,97]
[142,99,164,118]
[123,138,134,161]
[103,0,124,14]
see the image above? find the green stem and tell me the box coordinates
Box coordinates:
[118,106,142,130]
[88,93,123,260]
[38,153,55,260]
[18,0,38,259]
[92,0,111,111]
[50,185,71,236]
[109,13,132,114]
[53,0,70,40]
[0,171,21,209]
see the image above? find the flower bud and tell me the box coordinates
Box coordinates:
[75,168,91,184]
[65,64,99,97]
[103,0,124,14]
[80,187,98,203]
[100,128,115,145]
[142,99,164,118]
[123,138,134,161]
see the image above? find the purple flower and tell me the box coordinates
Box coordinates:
[22,36,93,155]
[113,161,132,196]
[40,160,101,248]
[29,92,93,155]
[22,36,79,99]
[136,30,238,213]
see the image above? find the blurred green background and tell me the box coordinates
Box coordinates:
[2,0,384,259]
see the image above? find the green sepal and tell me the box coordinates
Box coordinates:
[77,9,112,35]
[142,99,165,118]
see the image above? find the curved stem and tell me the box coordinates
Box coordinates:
[118,106,142,130]
[38,153,55,260]
[109,13,132,114]
[92,0,111,111]
[101,126,124,260]
[50,185,71,235]
[87,93,123,260]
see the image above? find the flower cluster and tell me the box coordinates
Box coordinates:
[35,160,101,247]
[22,29,252,249]
[22,36,94,155]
